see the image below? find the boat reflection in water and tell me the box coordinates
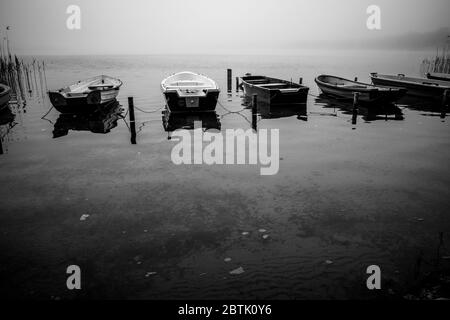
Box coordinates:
[162,107,221,138]
[315,94,404,121]
[397,95,447,117]
[242,94,308,121]
[53,100,123,138]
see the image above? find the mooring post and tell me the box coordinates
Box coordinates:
[299,77,303,85]
[128,97,137,145]
[441,89,448,119]
[227,69,232,95]
[235,76,240,94]
[252,94,258,131]
[352,92,359,125]
[354,77,358,82]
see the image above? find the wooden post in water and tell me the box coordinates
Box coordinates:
[235,77,240,94]
[441,89,448,119]
[128,97,137,145]
[227,69,232,95]
[352,92,359,125]
[299,77,303,85]
[354,77,358,82]
[252,94,258,131]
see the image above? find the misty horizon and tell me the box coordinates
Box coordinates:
[0,0,449,55]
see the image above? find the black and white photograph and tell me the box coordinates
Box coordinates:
[0,0,450,308]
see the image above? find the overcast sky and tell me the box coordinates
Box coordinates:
[0,0,449,55]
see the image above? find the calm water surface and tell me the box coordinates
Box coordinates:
[0,51,449,299]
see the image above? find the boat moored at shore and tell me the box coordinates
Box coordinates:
[315,75,406,105]
[161,71,220,113]
[371,73,450,100]
[241,75,309,106]
[426,72,450,82]
[48,75,122,113]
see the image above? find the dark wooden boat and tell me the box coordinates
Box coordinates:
[161,71,220,113]
[371,73,450,100]
[48,75,122,113]
[427,72,450,82]
[241,75,309,106]
[0,83,11,111]
[315,75,406,104]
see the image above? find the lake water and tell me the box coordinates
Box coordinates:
[1,50,449,299]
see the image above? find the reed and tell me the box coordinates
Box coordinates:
[0,32,47,101]
[420,43,450,75]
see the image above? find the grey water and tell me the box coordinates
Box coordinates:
[0,50,449,299]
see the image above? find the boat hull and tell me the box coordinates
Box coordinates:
[241,76,309,106]
[316,82,405,104]
[0,84,11,110]
[315,75,406,105]
[48,89,119,113]
[163,90,219,113]
[427,73,450,82]
[371,73,450,100]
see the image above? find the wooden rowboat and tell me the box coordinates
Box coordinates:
[241,75,309,106]
[426,72,450,82]
[48,75,122,113]
[161,71,220,113]
[315,75,406,104]
[370,73,450,100]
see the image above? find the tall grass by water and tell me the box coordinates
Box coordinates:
[1,41,47,101]
[420,45,450,75]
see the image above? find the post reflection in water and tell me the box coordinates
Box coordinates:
[52,100,123,138]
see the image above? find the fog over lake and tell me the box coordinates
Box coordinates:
[0,0,449,55]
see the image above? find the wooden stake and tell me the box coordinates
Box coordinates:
[352,93,359,125]
[252,94,257,131]
[227,69,232,95]
[441,89,448,119]
[128,97,137,145]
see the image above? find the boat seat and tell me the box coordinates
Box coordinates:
[247,80,269,84]
[260,83,288,87]
[339,84,367,89]
[169,81,206,86]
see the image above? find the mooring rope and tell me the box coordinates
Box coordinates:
[133,105,164,114]
[40,105,54,123]
[217,100,247,114]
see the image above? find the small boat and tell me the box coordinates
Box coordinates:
[48,75,122,113]
[315,75,406,104]
[241,75,309,106]
[0,83,11,111]
[371,73,450,100]
[161,71,220,112]
[426,72,450,82]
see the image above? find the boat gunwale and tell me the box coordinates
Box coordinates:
[241,75,308,92]
[161,71,219,93]
[50,75,123,98]
[315,75,405,93]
